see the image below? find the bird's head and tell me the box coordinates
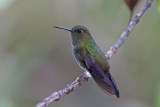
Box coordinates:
[54,25,91,40]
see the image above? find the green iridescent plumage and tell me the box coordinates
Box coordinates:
[54,25,119,98]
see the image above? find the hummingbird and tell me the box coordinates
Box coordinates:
[54,25,119,98]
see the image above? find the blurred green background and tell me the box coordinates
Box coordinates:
[0,0,160,107]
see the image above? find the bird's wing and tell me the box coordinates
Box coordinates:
[82,48,119,98]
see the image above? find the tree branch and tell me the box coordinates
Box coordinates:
[36,71,90,107]
[106,0,153,59]
[35,0,153,107]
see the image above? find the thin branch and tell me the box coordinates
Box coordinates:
[35,71,90,107]
[35,0,153,107]
[106,0,153,59]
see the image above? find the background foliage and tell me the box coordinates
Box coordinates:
[0,0,160,107]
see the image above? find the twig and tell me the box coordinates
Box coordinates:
[35,0,153,107]
[35,71,90,107]
[106,0,153,59]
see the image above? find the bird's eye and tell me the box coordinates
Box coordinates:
[75,29,83,34]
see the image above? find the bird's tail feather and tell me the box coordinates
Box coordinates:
[91,70,120,98]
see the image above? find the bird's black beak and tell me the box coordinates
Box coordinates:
[53,26,72,32]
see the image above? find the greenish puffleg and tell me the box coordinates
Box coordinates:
[54,25,119,98]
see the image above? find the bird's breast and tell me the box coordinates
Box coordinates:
[72,45,87,71]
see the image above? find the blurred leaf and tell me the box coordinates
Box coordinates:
[158,0,160,13]
[155,81,160,107]
[124,0,139,12]
[124,0,139,22]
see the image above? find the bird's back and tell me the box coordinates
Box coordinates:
[73,41,109,71]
